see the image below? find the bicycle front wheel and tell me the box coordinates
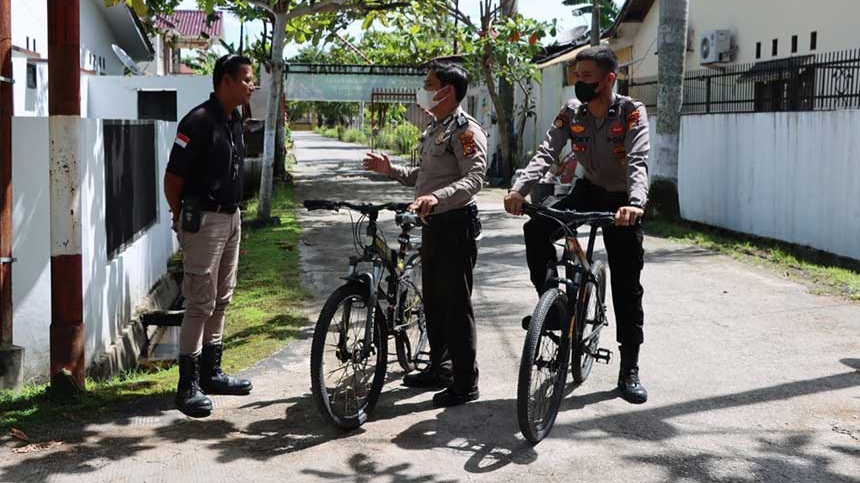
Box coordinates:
[517,288,571,444]
[395,254,429,372]
[310,283,387,429]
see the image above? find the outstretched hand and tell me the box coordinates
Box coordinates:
[362,152,392,176]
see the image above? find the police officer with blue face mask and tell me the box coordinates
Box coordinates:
[504,46,651,405]
[363,60,487,408]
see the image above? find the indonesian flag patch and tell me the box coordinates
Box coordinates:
[174,133,190,149]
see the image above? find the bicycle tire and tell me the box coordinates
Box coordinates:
[517,288,571,444]
[310,283,388,429]
[571,261,607,384]
[395,253,429,373]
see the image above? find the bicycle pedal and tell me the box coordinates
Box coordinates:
[594,348,612,364]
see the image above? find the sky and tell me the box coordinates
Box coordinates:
[177,0,625,58]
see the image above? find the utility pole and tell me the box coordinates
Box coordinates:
[48,0,85,395]
[653,0,689,217]
[590,0,600,46]
[0,0,24,391]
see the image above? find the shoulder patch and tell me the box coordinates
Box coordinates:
[626,109,641,129]
[459,131,477,158]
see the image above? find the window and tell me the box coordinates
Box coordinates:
[754,67,816,113]
[137,90,177,122]
[103,122,158,257]
[756,42,762,59]
[791,35,798,53]
[772,39,778,57]
[562,62,577,87]
[26,64,36,89]
[810,31,817,51]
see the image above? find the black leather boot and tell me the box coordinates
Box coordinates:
[200,344,253,395]
[175,353,213,418]
[617,345,648,404]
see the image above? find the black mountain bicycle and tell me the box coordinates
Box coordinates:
[304,199,429,429]
[516,202,617,444]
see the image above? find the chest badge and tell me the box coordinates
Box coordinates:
[570,124,586,134]
[611,122,624,135]
[434,131,448,145]
[573,143,588,153]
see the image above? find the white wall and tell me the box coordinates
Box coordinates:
[629,0,860,81]
[80,0,125,75]
[11,118,52,381]
[10,0,48,58]
[11,117,179,381]
[679,110,860,261]
[87,76,212,121]
[80,119,179,364]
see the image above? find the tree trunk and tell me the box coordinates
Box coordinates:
[257,12,287,220]
[653,0,689,218]
[591,0,600,46]
[273,84,286,179]
[498,0,517,186]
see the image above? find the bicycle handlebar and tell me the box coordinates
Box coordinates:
[303,199,410,214]
[521,202,618,227]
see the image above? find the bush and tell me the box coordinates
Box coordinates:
[342,129,368,145]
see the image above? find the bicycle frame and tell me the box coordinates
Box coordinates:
[341,209,420,360]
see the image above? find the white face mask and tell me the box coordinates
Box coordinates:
[416,87,443,111]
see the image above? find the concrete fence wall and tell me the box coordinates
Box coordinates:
[678,110,860,261]
[11,117,178,382]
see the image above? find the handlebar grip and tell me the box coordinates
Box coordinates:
[303,199,335,211]
[395,212,421,227]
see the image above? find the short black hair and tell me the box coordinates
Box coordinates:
[213,54,253,90]
[427,60,469,103]
[575,46,619,74]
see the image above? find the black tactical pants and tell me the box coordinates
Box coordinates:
[421,205,480,392]
[523,178,645,346]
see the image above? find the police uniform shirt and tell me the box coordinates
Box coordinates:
[512,94,650,207]
[388,107,488,214]
[167,93,246,206]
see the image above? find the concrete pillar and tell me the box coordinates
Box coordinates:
[48,0,84,394]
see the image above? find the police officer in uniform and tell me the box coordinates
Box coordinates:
[504,46,650,404]
[363,60,487,407]
[164,55,256,418]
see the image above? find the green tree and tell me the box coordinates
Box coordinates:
[562,0,620,32]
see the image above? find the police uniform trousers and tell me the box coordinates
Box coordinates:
[179,210,242,355]
[523,178,645,346]
[421,205,480,392]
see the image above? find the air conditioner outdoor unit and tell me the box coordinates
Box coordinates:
[699,30,732,64]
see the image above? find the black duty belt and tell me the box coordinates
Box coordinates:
[200,200,240,214]
[427,204,478,223]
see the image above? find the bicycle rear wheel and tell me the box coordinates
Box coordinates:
[310,283,387,429]
[517,288,571,444]
[571,261,607,384]
[395,254,429,372]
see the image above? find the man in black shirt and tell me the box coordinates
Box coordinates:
[164,55,255,418]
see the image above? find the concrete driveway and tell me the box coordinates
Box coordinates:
[1,131,857,483]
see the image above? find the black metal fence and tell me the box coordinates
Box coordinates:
[620,48,860,115]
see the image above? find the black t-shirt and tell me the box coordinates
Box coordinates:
[166,93,245,206]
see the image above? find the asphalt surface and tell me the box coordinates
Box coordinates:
[1,131,858,483]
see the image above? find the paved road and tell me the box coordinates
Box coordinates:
[2,131,858,483]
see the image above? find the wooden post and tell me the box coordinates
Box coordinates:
[47,0,85,394]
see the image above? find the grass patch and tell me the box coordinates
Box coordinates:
[646,218,860,301]
[0,182,306,432]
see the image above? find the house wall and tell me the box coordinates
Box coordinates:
[87,76,213,121]
[626,0,860,82]
[11,117,179,382]
[678,110,860,261]
[80,0,126,75]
